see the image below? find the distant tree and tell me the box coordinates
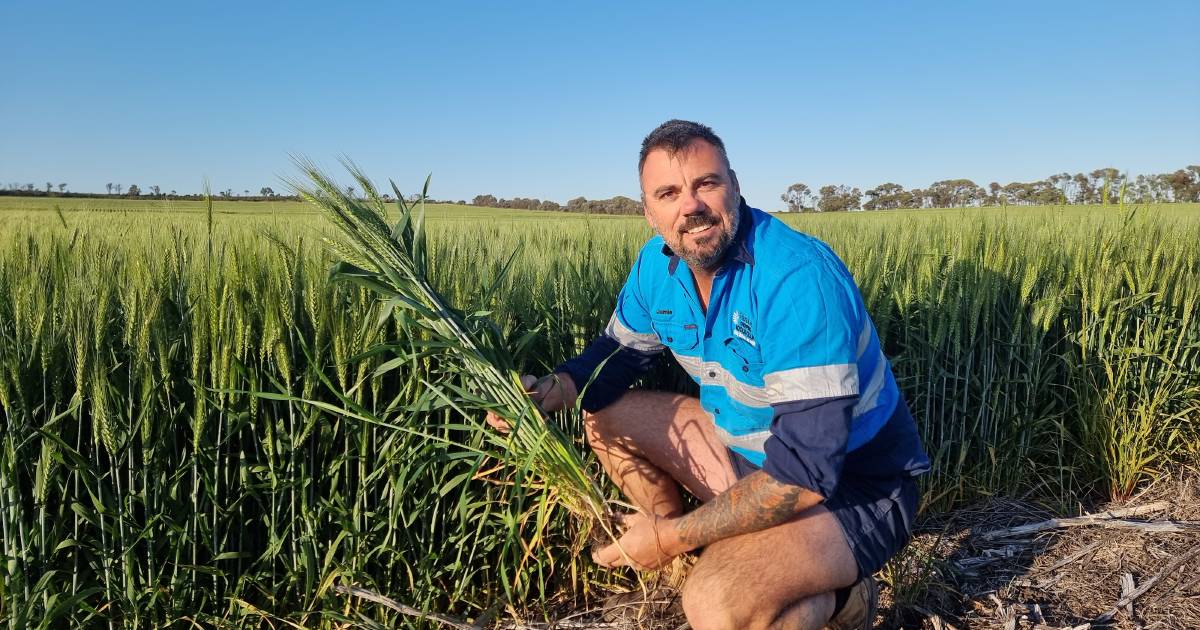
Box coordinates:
[45,182,53,193]
[538,200,562,212]
[1127,174,1150,203]
[863,183,909,210]
[472,194,498,207]
[345,186,355,198]
[58,183,67,193]
[1150,174,1171,201]
[926,179,983,207]
[170,190,177,197]
[780,183,812,212]
[987,182,1002,206]
[260,187,275,197]
[609,196,641,214]
[115,184,122,195]
[1048,172,1072,203]
[1187,166,1200,202]
[1037,179,1063,205]
[127,184,141,196]
[1068,173,1090,204]
[997,179,1056,206]
[151,185,160,197]
[1001,182,1027,205]
[220,189,232,198]
[817,185,861,212]
[1089,168,1123,204]
[1164,167,1200,202]
[106,182,113,195]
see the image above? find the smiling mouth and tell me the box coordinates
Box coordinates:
[684,223,715,235]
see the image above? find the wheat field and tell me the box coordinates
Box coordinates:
[1,195,1197,626]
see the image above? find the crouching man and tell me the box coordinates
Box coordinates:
[490,120,930,629]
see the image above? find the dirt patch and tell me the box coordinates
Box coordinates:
[880,466,1200,629]
[540,466,1200,629]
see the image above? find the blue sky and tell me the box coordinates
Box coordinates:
[2,1,1197,209]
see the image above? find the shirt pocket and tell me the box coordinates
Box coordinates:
[651,320,699,352]
[724,336,765,377]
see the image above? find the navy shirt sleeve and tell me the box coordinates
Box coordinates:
[761,396,855,498]
[556,336,660,413]
[554,247,664,412]
[756,258,865,498]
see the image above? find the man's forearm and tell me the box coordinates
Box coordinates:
[671,470,823,552]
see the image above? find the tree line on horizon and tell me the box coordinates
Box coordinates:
[782,166,1200,212]
[5,165,1198,212]
[476,165,1200,214]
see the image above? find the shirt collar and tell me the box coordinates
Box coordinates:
[662,198,755,275]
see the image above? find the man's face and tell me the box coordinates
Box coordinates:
[640,139,741,273]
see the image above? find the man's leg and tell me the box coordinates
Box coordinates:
[680,504,859,630]
[584,390,737,517]
[585,390,862,629]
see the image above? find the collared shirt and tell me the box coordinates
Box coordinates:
[557,202,929,498]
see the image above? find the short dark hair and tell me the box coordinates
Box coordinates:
[638,119,730,176]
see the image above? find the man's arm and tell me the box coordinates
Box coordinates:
[591,383,858,569]
[555,327,661,413]
[672,469,822,552]
[590,470,823,569]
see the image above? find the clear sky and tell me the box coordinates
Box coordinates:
[2,1,1197,210]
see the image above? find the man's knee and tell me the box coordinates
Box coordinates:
[680,572,741,630]
[683,575,831,630]
[681,557,770,630]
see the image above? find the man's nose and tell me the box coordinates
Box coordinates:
[679,188,706,215]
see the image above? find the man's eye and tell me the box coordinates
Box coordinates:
[660,191,677,200]
[699,180,718,189]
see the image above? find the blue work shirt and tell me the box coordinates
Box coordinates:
[557,201,929,498]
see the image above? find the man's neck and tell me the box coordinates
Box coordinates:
[692,268,716,312]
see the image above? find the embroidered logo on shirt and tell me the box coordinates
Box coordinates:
[655,309,673,315]
[732,311,755,346]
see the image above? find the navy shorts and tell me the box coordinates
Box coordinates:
[729,439,920,578]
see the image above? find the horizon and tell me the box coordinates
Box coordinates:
[2,1,1197,211]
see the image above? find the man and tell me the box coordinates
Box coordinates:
[490,120,929,629]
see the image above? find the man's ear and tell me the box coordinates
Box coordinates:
[730,169,740,196]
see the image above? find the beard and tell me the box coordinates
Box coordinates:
[657,206,740,272]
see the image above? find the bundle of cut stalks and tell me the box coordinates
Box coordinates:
[289,160,610,525]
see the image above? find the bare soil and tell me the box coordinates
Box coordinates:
[555,465,1200,630]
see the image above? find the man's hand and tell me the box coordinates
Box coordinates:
[591,512,688,570]
[484,372,578,433]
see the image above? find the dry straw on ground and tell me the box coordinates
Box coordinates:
[486,465,1200,629]
[879,464,1200,629]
